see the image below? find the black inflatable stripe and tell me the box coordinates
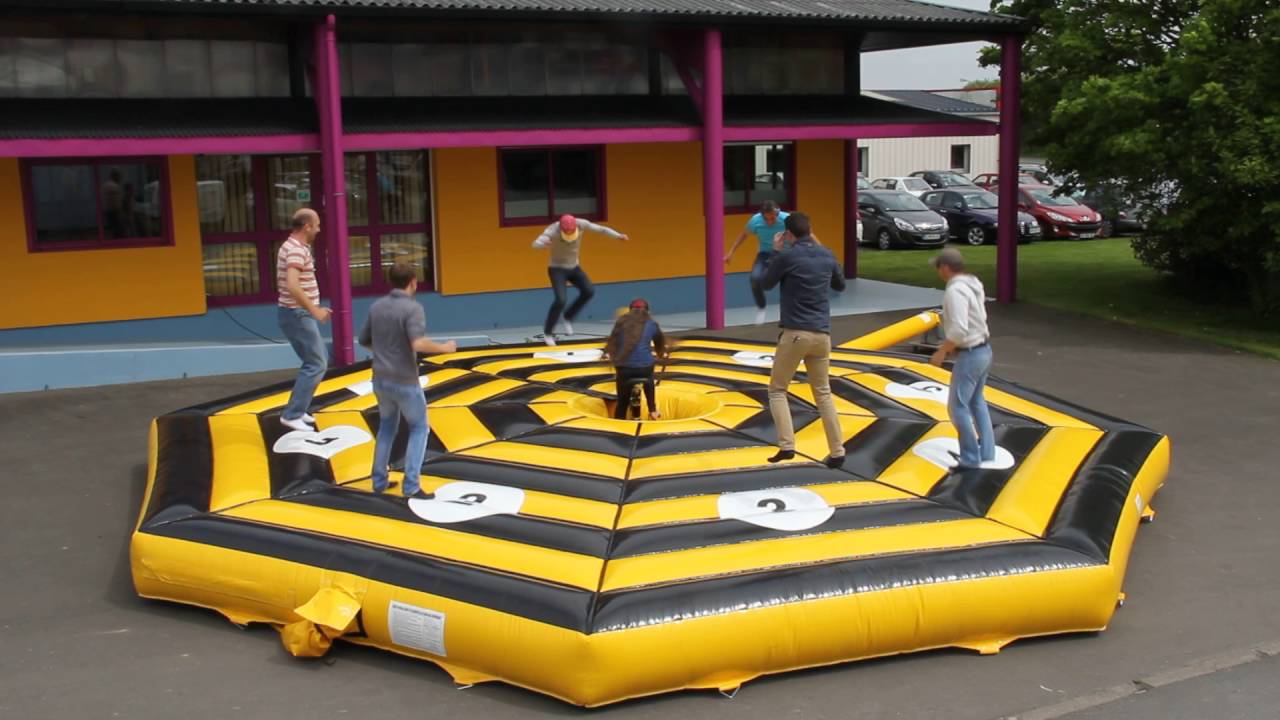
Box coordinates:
[610,500,970,558]
[984,376,1152,432]
[1045,430,1164,560]
[140,515,595,632]
[726,407,821,446]
[631,430,772,459]
[422,456,624,503]
[173,360,373,415]
[257,412,337,497]
[590,540,1100,633]
[863,367,1041,427]
[469,403,551,440]
[283,488,612,558]
[481,384,560,404]
[622,463,867,503]
[140,414,214,527]
[514,427,638,458]
[838,417,937,482]
[425,373,504,404]
[928,425,1053,516]
[828,376,934,421]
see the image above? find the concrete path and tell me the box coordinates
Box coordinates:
[2,303,1277,719]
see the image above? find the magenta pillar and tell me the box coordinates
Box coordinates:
[702,28,725,330]
[314,15,354,364]
[996,34,1023,303]
[844,139,860,279]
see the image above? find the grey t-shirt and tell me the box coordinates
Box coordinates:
[358,289,427,386]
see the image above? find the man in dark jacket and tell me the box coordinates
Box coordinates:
[760,212,847,468]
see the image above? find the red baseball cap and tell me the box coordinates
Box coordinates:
[629,298,650,311]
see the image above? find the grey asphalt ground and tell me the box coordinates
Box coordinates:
[2,303,1279,720]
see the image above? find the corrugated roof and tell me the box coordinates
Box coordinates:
[41,0,1026,27]
[865,89,997,115]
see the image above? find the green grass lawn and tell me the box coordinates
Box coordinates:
[857,238,1280,359]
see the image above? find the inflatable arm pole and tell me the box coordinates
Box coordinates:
[838,310,941,351]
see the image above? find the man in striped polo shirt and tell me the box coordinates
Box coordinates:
[277,208,330,432]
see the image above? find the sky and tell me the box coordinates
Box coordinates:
[859,0,999,91]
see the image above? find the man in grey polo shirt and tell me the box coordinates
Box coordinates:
[358,264,457,498]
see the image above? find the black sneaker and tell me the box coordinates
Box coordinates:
[824,455,845,469]
[767,450,796,463]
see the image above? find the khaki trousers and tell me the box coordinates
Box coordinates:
[768,329,845,457]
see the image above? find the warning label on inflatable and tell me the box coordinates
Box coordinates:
[388,601,446,657]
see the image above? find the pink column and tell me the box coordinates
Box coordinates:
[702,28,725,330]
[996,34,1023,303]
[314,15,354,364]
[844,139,860,279]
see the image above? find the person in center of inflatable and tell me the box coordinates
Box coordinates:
[725,200,789,326]
[603,298,668,420]
[532,214,629,347]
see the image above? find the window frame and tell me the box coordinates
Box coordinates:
[496,145,607,227]
[950,144,972,174]
[22,156,173,253]
[723,142,797,215]
[198,154,323,306]
[345,150,435,296]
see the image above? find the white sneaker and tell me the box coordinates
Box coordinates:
[302,413,316,424]
[561,319,574,336]
[754,308,767,325]
[280,416,314,432]
[544,335,557,347]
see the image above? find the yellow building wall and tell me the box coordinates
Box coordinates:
[0,156,207,330]
[434,140,847,295]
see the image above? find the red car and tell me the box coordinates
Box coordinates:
[972,172,1039,190]
[1013,184,1104,239]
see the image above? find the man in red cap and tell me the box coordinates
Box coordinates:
[532,214,629,346]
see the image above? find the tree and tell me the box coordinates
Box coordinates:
[963,78,1000,90]
[982,1,1280,314]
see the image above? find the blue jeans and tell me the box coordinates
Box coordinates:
[948,343,996,467]
[277,306,328,421]
[371,378,429,495]
[749,251,773,309]
[544,266,595,336]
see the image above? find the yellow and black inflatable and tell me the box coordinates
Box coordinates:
[131,312,1170,706]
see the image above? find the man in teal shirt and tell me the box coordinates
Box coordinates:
[726,200,790,325]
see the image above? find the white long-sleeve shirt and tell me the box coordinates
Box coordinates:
[941,274,990,348]
[531,219,624,269]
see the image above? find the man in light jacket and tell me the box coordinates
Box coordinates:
[929,248,995,469]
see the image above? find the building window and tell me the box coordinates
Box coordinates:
[345,150,434,289]
[24,158,168,250]
[724,143,794,213]
[339,33,648,98]
[196,152,433,303]
[0,37,290,99]
[858,146,870,178]
[950,144,972,174]
[723,32,843,95]
[499,147,604,225]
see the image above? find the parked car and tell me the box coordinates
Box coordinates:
[1014,184,1104,239]
[870,176,934,197]
[921,189,1041,245]
[1070,183,1146,236]
[857,175,871,190]
[972,172,1039,190]
[910,170,977,190]
[858,190,949,250]
[1018,163,1063,186]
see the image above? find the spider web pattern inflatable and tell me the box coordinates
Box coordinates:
[131,320,1169,706]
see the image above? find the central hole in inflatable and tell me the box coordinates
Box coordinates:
[570,388,723,422]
